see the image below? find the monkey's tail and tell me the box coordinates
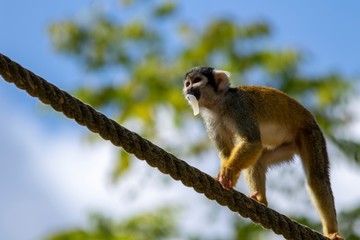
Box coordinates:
[298,125,339,236]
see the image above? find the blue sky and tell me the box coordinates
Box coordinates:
[1,1,360,239]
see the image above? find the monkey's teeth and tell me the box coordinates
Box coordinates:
[186,94,199,116]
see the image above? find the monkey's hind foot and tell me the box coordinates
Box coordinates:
[249,191,268,206]
[328,232,344,240]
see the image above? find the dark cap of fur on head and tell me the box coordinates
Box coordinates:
[184,66,217,90]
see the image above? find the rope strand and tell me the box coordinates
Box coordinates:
[0,53,328,240]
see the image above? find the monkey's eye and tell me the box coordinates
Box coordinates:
[185,80,191,88]
[193,77,202,83]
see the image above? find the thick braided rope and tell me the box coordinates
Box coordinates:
[0,53,328,240]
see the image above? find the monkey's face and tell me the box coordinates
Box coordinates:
[183,66,216,105]
[183,73,209,100]
[183,66,230,110]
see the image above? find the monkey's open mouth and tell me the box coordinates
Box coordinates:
[186,94,200,116]
[186,87,200,100]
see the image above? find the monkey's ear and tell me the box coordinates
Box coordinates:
[213,69,231,91]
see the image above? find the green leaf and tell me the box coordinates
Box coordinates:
[153,2,176,17]
[112,150,131,182]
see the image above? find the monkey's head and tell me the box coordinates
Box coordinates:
[183,66,231,113]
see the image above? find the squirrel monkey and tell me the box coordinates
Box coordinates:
[183,66,343,240]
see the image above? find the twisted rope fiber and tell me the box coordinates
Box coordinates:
[0,53,328,240]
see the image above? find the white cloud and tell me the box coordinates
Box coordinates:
[0,95,118,239]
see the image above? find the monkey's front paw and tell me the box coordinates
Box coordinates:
[217,168,235,190]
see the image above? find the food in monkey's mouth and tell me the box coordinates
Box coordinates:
[186,94,199,116]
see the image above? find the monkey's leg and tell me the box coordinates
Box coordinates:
[299,128,342,239]
[219,141,263,190]
[225,141,263,170]
[244,142,297,206]
[243,159,268,206]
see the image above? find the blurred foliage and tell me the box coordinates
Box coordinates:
[48,0,360,239]
[47,208,177,240]
[232,219,270,240]
[338,205,360,240]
